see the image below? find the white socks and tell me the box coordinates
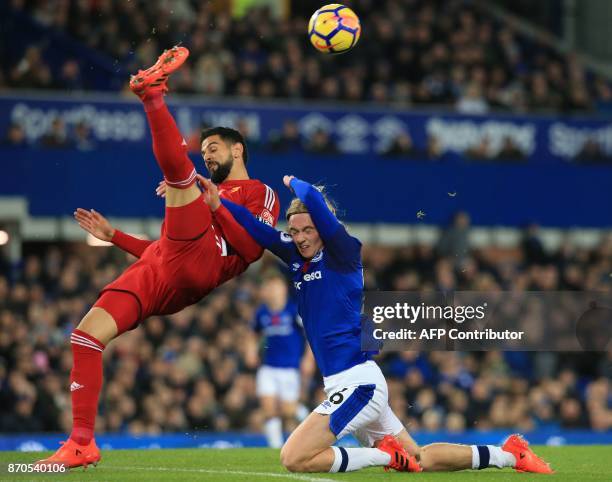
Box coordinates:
[329,446,391,472]
[471,445,516,470]
[263,417,283,449]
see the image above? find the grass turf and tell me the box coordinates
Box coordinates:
[0,446,609,481]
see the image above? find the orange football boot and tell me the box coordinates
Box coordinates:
[502,434,554,474]
[377,435,422,472]
[34,438,101,470]
[129,45,189,99]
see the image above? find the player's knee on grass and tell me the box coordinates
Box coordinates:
[280,445,313,473]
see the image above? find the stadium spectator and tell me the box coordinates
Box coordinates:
[496,137,527,161]
[266,119,301,153]
[40,117,72,149]
[304,128,337,155]
[9,45,52,90]
[73,122,96,151]
[576,139,609,164]
[382,132,420,158]
[2,231,610,436]
[56,59,84,91]
[425,135,445,161]
[456,82,490,115]
[436,211,471,267]
[3,1,611,113]
[465,137,492,160]
[2,122,27,147]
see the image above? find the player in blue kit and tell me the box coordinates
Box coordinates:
[197,173,553,475]
[254,272,306,448]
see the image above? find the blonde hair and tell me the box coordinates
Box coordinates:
[285,185,337,221]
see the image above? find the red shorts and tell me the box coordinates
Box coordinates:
[95,195,225,334]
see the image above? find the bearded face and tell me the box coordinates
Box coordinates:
[201,134,235,184]
[207,152,233,184]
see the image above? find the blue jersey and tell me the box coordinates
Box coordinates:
[254,302,304,369]
[223,178,371,377]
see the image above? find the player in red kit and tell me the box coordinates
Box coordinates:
[35,46,279,469]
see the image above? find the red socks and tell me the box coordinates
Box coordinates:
[144,93,197,188]
[69,329,105,446]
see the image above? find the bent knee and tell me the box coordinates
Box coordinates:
[76,307,118,346]
[280,446,307,473]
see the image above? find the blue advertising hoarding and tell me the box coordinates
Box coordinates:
[2,93,612,161]
[1,94,611,227]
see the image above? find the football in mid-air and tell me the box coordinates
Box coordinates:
[308,4,361,54]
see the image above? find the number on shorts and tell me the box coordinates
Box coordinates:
[329,388,348,405]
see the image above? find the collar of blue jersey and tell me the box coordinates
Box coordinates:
[311,250,323,262]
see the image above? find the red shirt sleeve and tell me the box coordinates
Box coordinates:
[111,229,154,258]
[213,183,280,263]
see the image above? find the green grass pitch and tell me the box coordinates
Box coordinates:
[0,446,609,481]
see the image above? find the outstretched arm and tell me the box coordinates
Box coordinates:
[285,176,342,240]
[198,175,279,263]
[284,175,361,263]
[220,198,298,264]
[160,175,272,263]
[74,208,153,258]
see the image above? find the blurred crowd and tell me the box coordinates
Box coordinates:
[2,0,611,113]
[0,219,610,436]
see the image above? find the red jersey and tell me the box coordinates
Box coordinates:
[213,179,280,284]
[103,178,279,319]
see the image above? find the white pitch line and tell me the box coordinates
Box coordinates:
[100,465,338,482]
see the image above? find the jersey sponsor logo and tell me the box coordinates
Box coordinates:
[303,270,322,282]
[294,281,302,290]
[258,209,274,226]
[218,186,241,196]
[280,232,293,243]
[263,325,294,336]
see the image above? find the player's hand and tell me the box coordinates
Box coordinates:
[156,180,167,198]
[196,174,221,211]
[283,175,295,190]
[74,208,115,241]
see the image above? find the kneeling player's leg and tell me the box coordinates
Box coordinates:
[388,404,510,472]
[69,291,140,445]
[396,425,514,472]
[418,441,514,472]
[397,429,474,472]
[281,412,394,473]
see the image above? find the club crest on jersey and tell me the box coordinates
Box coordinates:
[280,232,293,243]
[258,209,274,226]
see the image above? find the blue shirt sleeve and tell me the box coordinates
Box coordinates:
[221,199,298,265]
[289,178,361,265]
